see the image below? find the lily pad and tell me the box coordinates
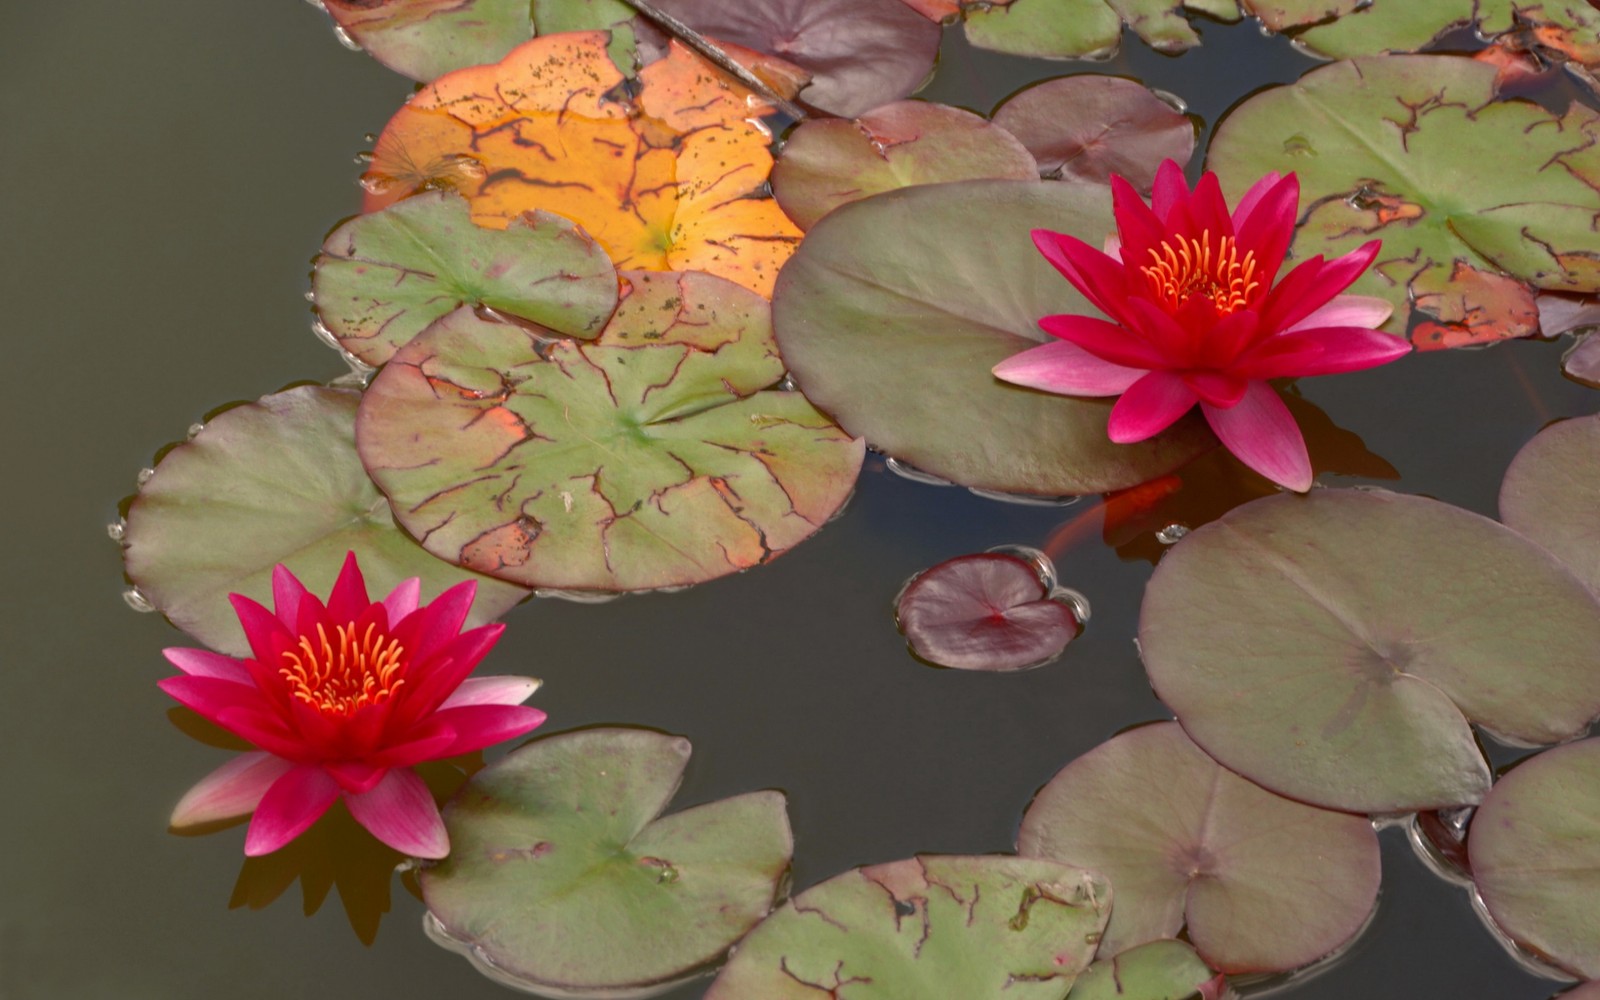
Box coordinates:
[964,0,1231,60]
[704,855,1111,998]
[532,0,665,73]
[1559,983,1600,1000]
[1243,0,1364,31]
[121,386,528,656]
[321,0,530,82]
[312,192,619,368]
[990,76,1195,192]
[895,550,1082,672]
[1207,55,1600,349]
[647,0,942,117]
[771,101,1039,231]
[1500,415,1600,594]
[1066,940,1225,1000]
[1019,722,1380,973]
[358,274,863,592]
[1139,489,1600,813]
[1294,2,1600,64]
[771,178,1213,495]
[1470,737,1600,979]
[1566,335,1600,387]
[422,728,792,996]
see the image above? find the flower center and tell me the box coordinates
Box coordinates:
[279,621,407,717]
[1140,231,1260,316]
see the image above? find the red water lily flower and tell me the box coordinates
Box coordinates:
[158,554,544,858]
[994,160,1409,491]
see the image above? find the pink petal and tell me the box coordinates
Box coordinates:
[1259,241,1381,334]
[171,752,295,828]
[344,768,449,859]
[271,564,309,630]
[439,676,543,710]
[163,647,250,683]
[1241,326,1412,378]
[432,704,548,756]
[1230,171,1283,232]
[244,764,340,856]
[1031,230,1139,328]
[326,552,371,624]
[1203,383,1312,492]
[1234,174,1300,284]
[159,675,265,728]
[993,341,1147,397]
[1039,313,1169,369]
[325,759,389,795]
[1181,370,1247,407]
[382,577,422,627]
[1103,234,1123,260]
[1285,293,1393,333]
[1107,371,1198,443]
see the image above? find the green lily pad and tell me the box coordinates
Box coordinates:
[312,192,619,368]
[1500,415,1600,594]
[1066,940,1223,1000]
[965,0,1218,59]
[1294,2,1600,63]
[1470,738,1600,979]
[121,386,528,656]
[771,101,1038,231]
[358,271,864,592]
[990,76,1195,192]
[1139,489,1600,813]
[1244,0,1363,31]
[704,855,1111,998]
[532,0,662,73]
[1019,722,1380,974]
[1207,55,1600,349]
[770,179,1212,495]
[422,728,792,996]
[321,0,531,82]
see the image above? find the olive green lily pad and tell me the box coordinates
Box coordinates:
[1294,1,1600,63]
[532,0,662,73]
[312,192,619,368]
[321,0,531,82]
[1019,722,1380,974]
[770,179,1212,495]
[1066,940,1223,1000]
[122,386,528,656]
[704,855,1111,998]
[964,0,1228,59]
[771,101,1038,231]
[1470,738,1600,979]
[1500,415,1600,594]
[1207,55,1600,349]
[422,728,792,996]
[1243,0,1363,31]
[1139,489,1600,813]
[358,272,864,592]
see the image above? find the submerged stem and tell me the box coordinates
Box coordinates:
[618,0,810,121]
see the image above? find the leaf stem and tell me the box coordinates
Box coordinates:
[618,0,810,121]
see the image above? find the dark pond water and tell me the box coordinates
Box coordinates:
[3,3,1595,998]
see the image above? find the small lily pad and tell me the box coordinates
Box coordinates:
[1207,55,1600,348]
[1139,490,1600,813]
[772,101,1039,231]
[991,76,1195,191]
[422,728,792,996]
[1019,722,1380,973]
[704,855,1111,998]
[321,0,531,82]
[312,192,620,367]
[358,273,863,592]
[1470,738,1600,979]
[771,179,1212,496]
[895,551,1082,672]
[1066,940,1225,1000]
[122,386,527,656]
[1500,415,1600,593]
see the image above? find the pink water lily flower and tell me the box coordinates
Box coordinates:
[994,160,1409,491]
[159,553,544,859]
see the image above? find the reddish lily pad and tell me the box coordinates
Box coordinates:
[312,192,619,368]
[704,855,1111,998]
[1470,737,1600,979]
[1207,55,1600,349]
[121,386,527,657]
[895,551,1082,672]
[422,728,792,996]
[321,0,530,82]
[1500,415,1600,593]
[771,101,1039,231]
[1066,940,1225,1000]
[991,76,1195,192]
[1295,2,1600,64]
[1019,722,1380,973]
[772,179,1212,496]
[1559,983,1600,1000]
[1140,489,1600,813]
[647,0,942,117]
[358,275,863,592]
[1566,335,1600,387]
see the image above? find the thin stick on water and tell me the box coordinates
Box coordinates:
[618,0,810,121]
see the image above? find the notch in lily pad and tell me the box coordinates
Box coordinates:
[422,728,793,998]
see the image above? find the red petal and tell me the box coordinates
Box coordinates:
[216,706,309,761]
[394,624,507,726]
[1107,371,1198,443]
[271,564,309,630]
[1203,383,1312,491]
[170,752,295,828]
[228,594,294,668]
[159,675,264,729]
[1239,326,1411,378]
[1234,173,1300,285]
[1259,242,1380,334]
[244,765,340,856]
[1150,159,1189,224]
[1110,174,1169,263]
[432,704,548,756]
[344,769,449,859]
[993,340,1147,397]
[371,725,459,767]
[326,552,371,624]
[1039,313,1169,369]
[1031,229,1139,327]
[1189,171,1234,239]
[163,647,250,683]
[1181,370,1248,407]
[325,759,389,794]
[382,577,422,628]
[1230,171,1283,232]
[394,580,476,667]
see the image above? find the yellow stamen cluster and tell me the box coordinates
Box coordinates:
[1140,230,1260,316]
[280,621,407,717]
